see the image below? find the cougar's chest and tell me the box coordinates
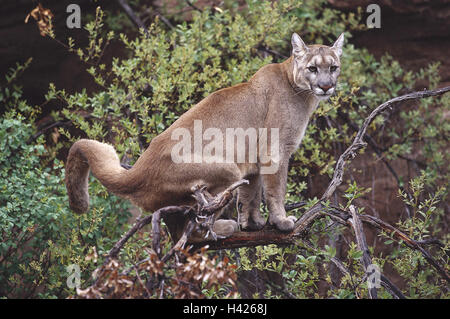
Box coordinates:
[282,98,319,155]
[283,121,309,155]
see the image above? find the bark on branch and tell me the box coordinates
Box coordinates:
[116,0,148,33]
[349,205,377,299]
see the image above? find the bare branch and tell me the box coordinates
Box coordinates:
[185,0,203,12]
[116,0,148,34]
[349,205,377,299]
[337,111,414,218]
[322,86,450,200]
[108,206,186,260]
[379,273,406,299]
[151,206,192,256]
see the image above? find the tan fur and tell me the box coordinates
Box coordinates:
[65,33,344,239]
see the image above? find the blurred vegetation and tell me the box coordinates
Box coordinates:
[0,0,448,298]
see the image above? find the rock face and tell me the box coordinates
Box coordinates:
[328,0,450,86]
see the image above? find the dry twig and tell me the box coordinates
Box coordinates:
[349,205,377,299]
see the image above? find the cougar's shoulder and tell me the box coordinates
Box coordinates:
[250,60,290,85]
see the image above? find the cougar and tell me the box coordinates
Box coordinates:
[65,33,344,241]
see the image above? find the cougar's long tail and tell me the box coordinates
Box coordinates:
[65,139,133,214]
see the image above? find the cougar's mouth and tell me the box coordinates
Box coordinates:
[312,86,335,99]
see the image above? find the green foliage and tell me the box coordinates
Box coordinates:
[0,58,38,119]
[0,114,130,298]
[386,172,449,298]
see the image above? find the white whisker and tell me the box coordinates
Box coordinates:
[293,88,314,97]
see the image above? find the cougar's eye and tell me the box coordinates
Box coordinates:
[307,66,318,73]
[330,65,338,72]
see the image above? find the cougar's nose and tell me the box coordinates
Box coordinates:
[318,84,332,93]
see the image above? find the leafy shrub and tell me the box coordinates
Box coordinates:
[0,113,130,298]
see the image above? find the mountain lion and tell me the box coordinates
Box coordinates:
[65,33,344,241]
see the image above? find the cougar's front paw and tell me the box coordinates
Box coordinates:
[269,215,295,232]
[240,215,265,231]
[250,214,266,230]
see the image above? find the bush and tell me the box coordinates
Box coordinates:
[0,113,130,298]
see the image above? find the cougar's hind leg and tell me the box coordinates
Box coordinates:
[165,162,243,242]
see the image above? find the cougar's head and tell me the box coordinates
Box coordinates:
[291,33,344,100]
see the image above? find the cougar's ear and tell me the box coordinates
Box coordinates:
[291,33,308,57]
[332,33,345,57]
